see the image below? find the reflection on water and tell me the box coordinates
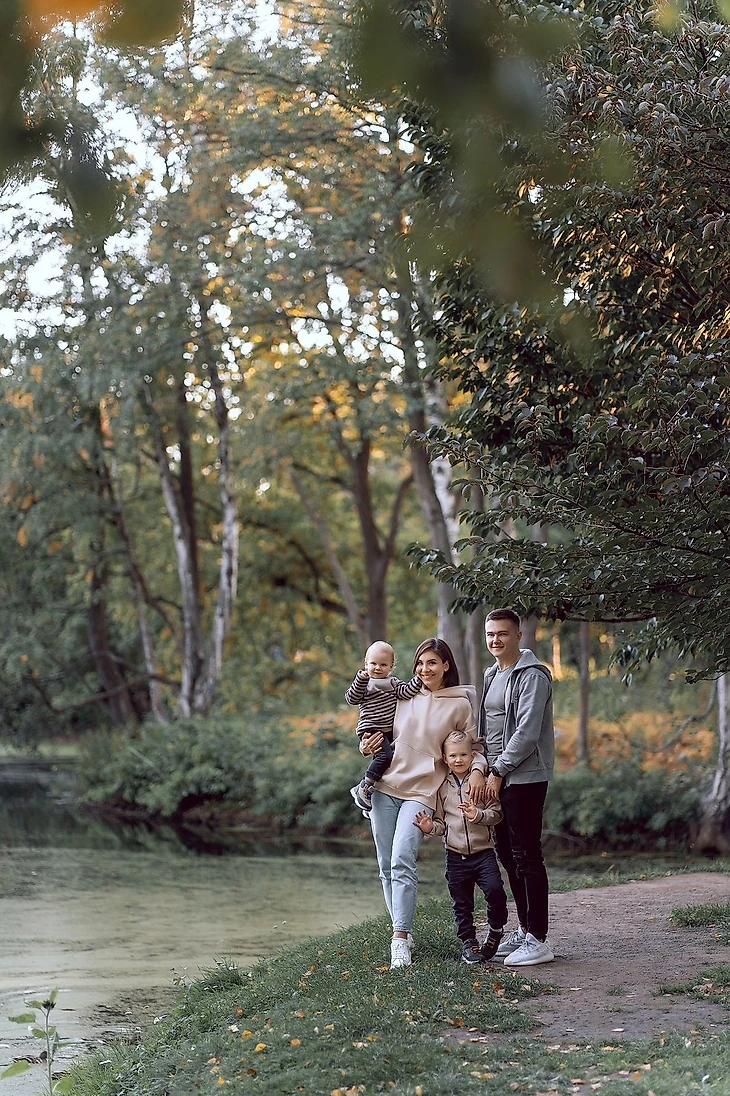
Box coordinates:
[0,759,446,1092]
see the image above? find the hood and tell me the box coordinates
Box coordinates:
[434,683,478,720]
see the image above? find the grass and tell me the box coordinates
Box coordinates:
[669,901,730,946]
[68,889,730,1096]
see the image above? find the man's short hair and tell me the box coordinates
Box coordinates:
[486,608,522,629]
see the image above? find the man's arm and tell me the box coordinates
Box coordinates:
[492,670,551,775]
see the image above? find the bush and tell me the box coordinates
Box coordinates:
[78,712,366,833]
[544,761,704,850]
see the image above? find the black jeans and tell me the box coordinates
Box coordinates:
[445,847,508,945]
[494,781,549,940]
[359,731,394,783]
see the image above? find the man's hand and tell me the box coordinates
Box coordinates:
[360,731,384,756]
[458,801,479,822]
[469,766,487,805]
[485,772,503,803]
[413,810,434,834]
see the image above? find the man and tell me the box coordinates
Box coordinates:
[480,608,555,966]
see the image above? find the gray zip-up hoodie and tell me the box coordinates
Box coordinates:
[478,650,554,786]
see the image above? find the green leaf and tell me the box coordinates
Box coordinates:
[53,1078,75,1095]
[8,1013,36,1024]
[0,1061,32,1079]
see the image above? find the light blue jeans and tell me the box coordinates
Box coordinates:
[369,791,433,934]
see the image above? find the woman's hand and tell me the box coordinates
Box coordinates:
[360,731,384,756]
[413,810,434,834]
[458,801,479,822]
[469,767,488,805]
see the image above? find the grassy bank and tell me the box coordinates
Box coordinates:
[67,892,730,1096]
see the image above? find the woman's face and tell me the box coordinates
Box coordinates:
[415,649,449,691]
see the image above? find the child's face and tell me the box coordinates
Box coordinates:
[443,741,475,776]
[365,647,394,678]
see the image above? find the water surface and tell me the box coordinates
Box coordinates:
[0,759,444,1093]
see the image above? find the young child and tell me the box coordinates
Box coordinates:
[346,641,422,814]
[414,730,508,964]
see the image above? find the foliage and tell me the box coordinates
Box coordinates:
[2,988,73,1093]
[0,1,187,232]
[544,761,703,851]
[409,1,730,679]
[78,711,369,831]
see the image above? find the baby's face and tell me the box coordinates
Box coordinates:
[366,648,394,677]
[443,742,474,777]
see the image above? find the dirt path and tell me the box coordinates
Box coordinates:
[497,872,730,1041]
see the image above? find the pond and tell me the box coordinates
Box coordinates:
[0,759,446,1093]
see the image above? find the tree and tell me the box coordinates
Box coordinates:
[406,1,730,847]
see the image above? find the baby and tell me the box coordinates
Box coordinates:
[346,641,422,814]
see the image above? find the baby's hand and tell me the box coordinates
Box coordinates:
[413,810,434,834]
[458,801,479,822]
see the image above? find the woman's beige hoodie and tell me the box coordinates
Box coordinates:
[375,684,486,810]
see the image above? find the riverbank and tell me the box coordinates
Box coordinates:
[66,874,730,1096]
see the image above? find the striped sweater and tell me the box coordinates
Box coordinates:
[345,670,423,738]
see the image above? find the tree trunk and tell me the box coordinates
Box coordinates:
[192,351,240,714]
[87,562,137,727]
[694,672,730,854]
[290,466,368,649]
[107,448,171,724]
[521,616,538,651]
[465,607,485,699]
[551,626,563,680]
[145,385,203,718]
[577,620,591,765]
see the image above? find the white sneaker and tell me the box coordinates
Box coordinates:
[503,932,554,966]
[495,927,526,957]
[390,936,412,969]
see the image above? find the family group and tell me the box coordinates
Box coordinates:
[345,609,554,970]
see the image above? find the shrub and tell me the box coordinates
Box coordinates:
[78,712,366,833]
[545,761,703,850]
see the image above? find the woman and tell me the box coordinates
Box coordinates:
[360,637,487,968]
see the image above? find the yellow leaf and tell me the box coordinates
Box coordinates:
[254,1043,267,1052]
[17,526,28,547]
[241,1030,253,1039]
[290,1038,301,1047]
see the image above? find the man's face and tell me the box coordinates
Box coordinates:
[485,618,522,665]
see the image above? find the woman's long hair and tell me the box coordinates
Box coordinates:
[412,638,460,688]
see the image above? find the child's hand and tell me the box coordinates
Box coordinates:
[458,801,479,822]
[413,810,434,834]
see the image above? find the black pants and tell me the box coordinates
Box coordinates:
[494,781,549,940]
[359,731,394,783]
[445,847,508,945]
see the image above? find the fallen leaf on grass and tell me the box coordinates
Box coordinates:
[290,1039,302,1047]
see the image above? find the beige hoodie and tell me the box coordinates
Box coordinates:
[375,684,486,810]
